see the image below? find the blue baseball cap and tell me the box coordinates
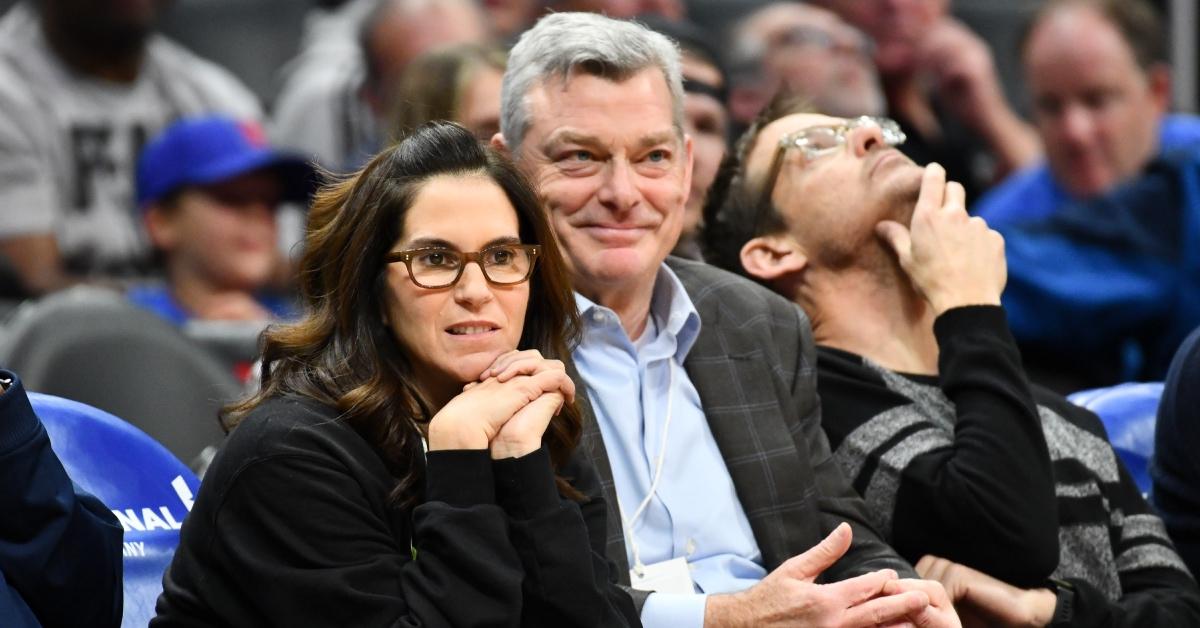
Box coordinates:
[136,115,317,208]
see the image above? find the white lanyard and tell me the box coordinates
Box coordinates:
[616,361,676,576]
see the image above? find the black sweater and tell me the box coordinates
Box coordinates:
[151,394,639,627]
[817,306,1200,627]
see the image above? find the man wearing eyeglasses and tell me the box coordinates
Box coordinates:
[703,95,1200,626]
[494,12,961,628]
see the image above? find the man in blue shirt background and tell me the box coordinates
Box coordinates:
[973,0,1200,388]
[974,0,1200,228]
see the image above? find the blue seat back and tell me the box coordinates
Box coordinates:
[29,393,199,628]
[1068,382,1164,495]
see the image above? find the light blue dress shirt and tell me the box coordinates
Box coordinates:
[573,265,767,628]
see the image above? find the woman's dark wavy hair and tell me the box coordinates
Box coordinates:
[223,121,583,507]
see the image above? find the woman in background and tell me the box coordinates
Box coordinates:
[152,122,638,627]
[392,43,507,141]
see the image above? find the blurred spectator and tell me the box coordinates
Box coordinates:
[129,116,314,325]
[819,0,1040,201]
[483,0,688,42]
[0,370,123,628]
[729,3,884,125]
[271,0,377,108]
[1154,325,1200,577]
[0,0,261,297]
[393,44,507,141]
[482,0,542,41]
[482,0,687,41]
[642,16,729,260]
[547,0,685,20]
[271,0,487,173]
[975,0,1199,226]
[979,0,1200,388]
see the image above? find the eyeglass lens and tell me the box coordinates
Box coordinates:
[792,117,906,158]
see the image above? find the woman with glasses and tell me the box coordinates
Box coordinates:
[152,122,638,627]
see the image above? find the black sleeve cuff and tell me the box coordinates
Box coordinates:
[0,370,43,454]
[932,304,1010,342]
[424,449,496,507]
[493,447,561,519]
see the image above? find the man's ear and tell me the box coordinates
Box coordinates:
[1147,63,1172,114]
[143,205,178,252]
[740,234,807,282]
[490,133,510,156]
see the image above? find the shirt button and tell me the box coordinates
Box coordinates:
[685,538,697,557]
[591,310,606,324]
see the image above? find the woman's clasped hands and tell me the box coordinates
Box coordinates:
[427,349,575,460]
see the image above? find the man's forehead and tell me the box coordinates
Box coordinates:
[524,68,679,145]
[1026,6,1138,74]
[748,113,843,173]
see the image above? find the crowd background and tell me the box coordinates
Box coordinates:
[2,0,1200,625]
[0,0,1185,113]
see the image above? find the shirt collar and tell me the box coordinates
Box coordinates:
[574,263,702,363]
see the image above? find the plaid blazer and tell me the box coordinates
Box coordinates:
[575,257,914,611]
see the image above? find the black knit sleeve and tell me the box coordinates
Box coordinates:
[818,306,1059,586]
[895,305,1059,585]
[494,448,640,627]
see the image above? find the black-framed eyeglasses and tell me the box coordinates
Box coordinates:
[753,116,905,234]
[384,243,541,289]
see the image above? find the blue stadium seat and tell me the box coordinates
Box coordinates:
[29,393,199,628]
[1068,382,1164,495]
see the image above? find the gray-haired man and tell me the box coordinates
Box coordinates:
[492,12,960,627]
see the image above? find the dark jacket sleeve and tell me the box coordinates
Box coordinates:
[494,447,640,627]
[157,445,528,628]
[0,370,124,628]
[776,302,917,581]
[890,306,1059,585]
[1152,326,1200,576]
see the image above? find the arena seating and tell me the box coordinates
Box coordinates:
[30,392,200,628]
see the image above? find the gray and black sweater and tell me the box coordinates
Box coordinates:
[817,305,1200,626]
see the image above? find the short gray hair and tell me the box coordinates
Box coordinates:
[500,12,685,155]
